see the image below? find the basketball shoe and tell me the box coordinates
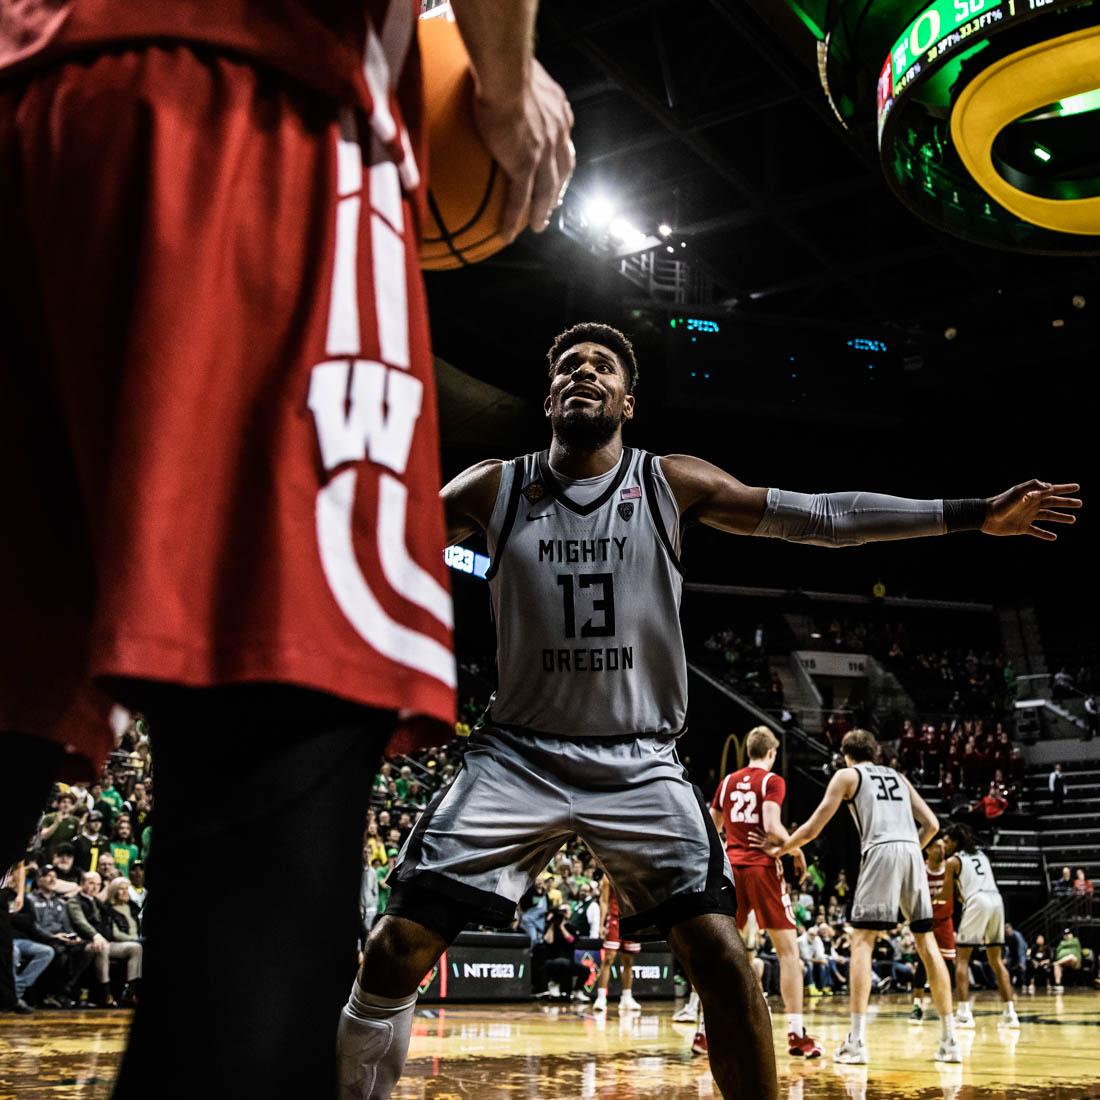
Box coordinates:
[834,1036,868,1064]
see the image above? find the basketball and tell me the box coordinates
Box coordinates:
[418,16,508,270]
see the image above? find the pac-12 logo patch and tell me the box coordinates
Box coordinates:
[618,502,635,521]
[524,480,545,503]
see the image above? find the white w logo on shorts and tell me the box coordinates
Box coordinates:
[307,104,453,689]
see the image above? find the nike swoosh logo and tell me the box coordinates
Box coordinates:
[526,512,554,521]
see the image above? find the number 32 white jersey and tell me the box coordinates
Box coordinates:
[484,448,687,738]
[847,763,919,853]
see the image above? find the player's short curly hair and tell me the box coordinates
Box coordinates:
[546,322,639,393]
[840,728,879,764]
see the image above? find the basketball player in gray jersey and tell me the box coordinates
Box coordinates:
[338,322,1079,1098]
[943,823,1019,1029]
[759,729,960,1065]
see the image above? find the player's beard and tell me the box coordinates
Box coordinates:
[550,405,622,453]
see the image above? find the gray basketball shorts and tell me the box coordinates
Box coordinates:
[850,840,934,932]
[389,725,735,939]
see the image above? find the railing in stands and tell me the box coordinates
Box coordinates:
[1016,894,1100,943]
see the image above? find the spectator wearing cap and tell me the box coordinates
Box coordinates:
[13,866,94,1007]
[74,812,109,873]
[108,819,140,879]
[50,844,82,898]
[1053,928,1083,991]
[36,793,81,862]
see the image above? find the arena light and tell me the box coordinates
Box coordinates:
[658,222,673,237]
[608,216,648,252]
[1032,144,1053,163]
[1073,294,1087,309]
[583,194,615,228]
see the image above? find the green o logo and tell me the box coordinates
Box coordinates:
[911,8,942,54]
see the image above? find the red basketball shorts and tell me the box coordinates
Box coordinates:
[933,916,957,960]
[603,906,641,955]
[0,46,453,770]
[732,861,796,932]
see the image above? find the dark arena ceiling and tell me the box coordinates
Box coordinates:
[427,0,1096,613]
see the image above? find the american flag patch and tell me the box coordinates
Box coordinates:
[620,485,642,500]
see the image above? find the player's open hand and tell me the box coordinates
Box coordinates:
[473,60,575,242]
[982,480,1082,541]
[748,829,784,857]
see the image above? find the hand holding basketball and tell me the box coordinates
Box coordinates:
[981,480,1082,540]
[473,59,575,241]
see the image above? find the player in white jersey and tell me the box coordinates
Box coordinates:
[341,322,1075,1099]
[943,824,1019,1028]
[759,729,959,1065]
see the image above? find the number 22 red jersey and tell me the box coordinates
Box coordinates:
[712,766,787,868]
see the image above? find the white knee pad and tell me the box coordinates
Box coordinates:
[336,988,416,1100]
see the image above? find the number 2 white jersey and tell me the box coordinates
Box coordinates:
[847,763,919,853]
[956,849,1000,900]
[484,448,687,737]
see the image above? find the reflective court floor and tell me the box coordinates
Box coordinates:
[2,992,1098,1099]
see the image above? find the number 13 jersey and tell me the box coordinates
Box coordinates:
[847,764,919,852]
[484,448,687,738]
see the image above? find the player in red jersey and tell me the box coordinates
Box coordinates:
[913,838,958,1022]
[0,2,573,1095]
[710,727,822,1059]
[593,874,642,1014]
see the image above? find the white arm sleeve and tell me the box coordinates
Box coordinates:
[752,488,945,547]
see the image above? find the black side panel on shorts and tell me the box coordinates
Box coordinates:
[620,782,735,939]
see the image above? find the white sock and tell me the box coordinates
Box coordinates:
[337,981,417,1100]
[941,1012,956,1042]
[595,988,607,1003]
[788,1013,804,1036]
[1004,1001,1017,1015]
[850,1013,866,1043]
[958,1000,971,1015]
[687,990,700,1010]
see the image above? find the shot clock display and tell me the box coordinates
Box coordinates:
[811,0,1100,251]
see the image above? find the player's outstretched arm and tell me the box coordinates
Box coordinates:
[661,455,1081,546]
[753,769,858,856]
[450,0,575,240]
[440,459,504,546]
[761,801,806,877]
[906,779,940,850]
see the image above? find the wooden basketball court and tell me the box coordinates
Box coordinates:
[2,991,1098,1098]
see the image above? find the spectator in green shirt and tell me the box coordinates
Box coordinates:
[393,766,412,801]
[99,775,124,821]
[1053,928,1083,990]
[37,792,81,860]
[108,819,140,879]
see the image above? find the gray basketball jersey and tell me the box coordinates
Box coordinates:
[484,448,687,738]
[955,849,1000,901]
[847,764,919,852]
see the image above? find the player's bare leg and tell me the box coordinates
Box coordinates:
[593,949,617,1012]
[669,912,778,1099]
[954,946,976,1027]
[913,931,960,1061]
[618,954,640,1013]
[338,915,448,1100]
[771,928,821,1057]
[986,946,1020,1026]
[836,928,875,1063]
